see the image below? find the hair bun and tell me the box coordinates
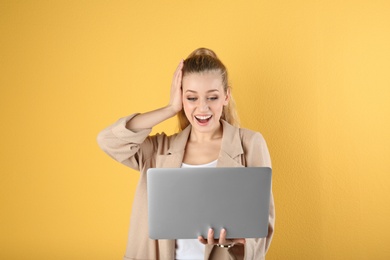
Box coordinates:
[187,47,219,59]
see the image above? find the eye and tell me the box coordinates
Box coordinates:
[208,96,219,101]
[187,97,197,101]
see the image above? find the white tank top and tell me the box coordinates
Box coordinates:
[175,159,218,260]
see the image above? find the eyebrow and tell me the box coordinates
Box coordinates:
[185,89,220,93]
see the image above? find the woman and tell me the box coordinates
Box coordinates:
[97,48,275,260]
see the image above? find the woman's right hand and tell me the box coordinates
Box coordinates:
[168,60,184,113]
[125,60,184,130]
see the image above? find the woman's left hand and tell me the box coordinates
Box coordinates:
[198,228,245,247]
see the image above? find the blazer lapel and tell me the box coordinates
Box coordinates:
[156,125,191,168]
[156,120,244,168]
[157,120,244,168]
[217,120,244,168]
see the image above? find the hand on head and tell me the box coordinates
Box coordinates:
[168,60,184,114]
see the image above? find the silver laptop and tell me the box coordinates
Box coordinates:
[147,167,272,240]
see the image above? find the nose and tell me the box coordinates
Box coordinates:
[198,99,209,111]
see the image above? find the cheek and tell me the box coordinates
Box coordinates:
[182,101,193,116]
[211,102,225,113]
[182,100,189,110]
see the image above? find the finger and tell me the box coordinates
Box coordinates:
[198,235,207,245]
[175,69,182,87]
[173,59,184,78]
[172,61,183,90]
[218,228,227,245]
[207,228,215,245]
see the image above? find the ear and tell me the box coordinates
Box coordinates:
[223,87,231,106]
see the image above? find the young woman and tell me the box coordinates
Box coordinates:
[97,48,275,260]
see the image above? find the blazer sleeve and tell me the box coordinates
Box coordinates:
[232,130,275,260]
[96,113,154,171]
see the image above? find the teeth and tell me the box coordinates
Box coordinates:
[195,115,212,120]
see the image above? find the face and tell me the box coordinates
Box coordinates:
[182,71,230,134]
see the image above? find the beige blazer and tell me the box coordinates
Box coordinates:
[97,114,275,260]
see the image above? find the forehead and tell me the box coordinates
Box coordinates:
[182,71,223,92]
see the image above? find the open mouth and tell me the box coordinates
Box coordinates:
[195,115,212,124]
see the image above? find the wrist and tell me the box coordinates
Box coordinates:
[228,243,245,256]
[166,104,181,116]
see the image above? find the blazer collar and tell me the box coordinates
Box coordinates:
[162,120,244,168]
[217,120,244,167]
[220,120,244,158]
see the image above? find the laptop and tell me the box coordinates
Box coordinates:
[147,167,272,240]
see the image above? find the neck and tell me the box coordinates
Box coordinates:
[189,123,223,143]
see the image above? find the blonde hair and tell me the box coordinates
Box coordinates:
[178,48,240,130]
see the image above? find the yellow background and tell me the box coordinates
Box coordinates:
[1,0,389,259]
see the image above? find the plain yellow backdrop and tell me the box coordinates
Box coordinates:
[1,0,389,259]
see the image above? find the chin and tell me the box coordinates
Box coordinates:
[193,120,220,131]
